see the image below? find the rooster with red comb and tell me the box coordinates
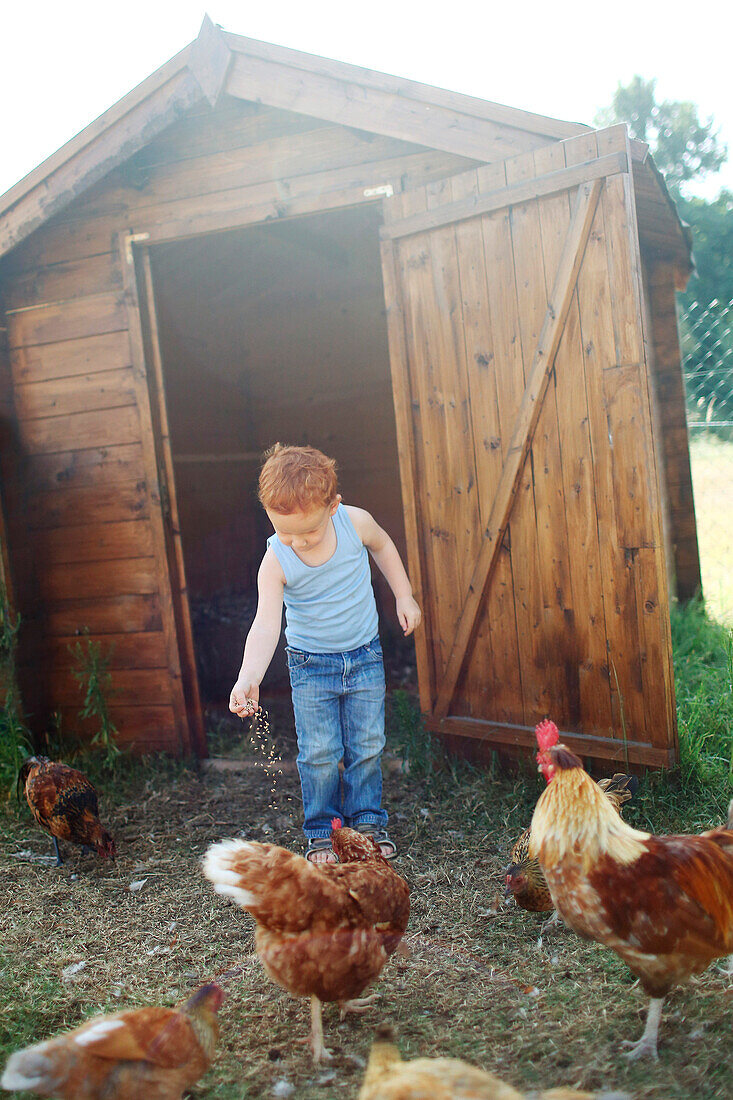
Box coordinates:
[203,822,409,1062]
[529,729,733,1059]
[505,721,638,933]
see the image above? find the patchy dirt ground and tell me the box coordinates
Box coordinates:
[2,703,733,1099]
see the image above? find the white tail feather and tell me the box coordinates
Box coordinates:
[213,882,259,907]
[1,1049,56,1091]
[74,1018,124,1046]
[202,839,263,910]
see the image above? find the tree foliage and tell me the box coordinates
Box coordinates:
[595,75,727,194]
[597,77,732,421]
[596,78,731,303]
[677,191,733,307]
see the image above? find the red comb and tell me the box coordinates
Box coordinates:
[331,818,342,829]
[535,719,559,752]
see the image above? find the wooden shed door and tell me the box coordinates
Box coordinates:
[122,240,206,755]
[379,126,677,768]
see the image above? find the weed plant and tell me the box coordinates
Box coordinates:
[0,585,32,794]
[69,632,120,770]
[388,689,443,781]
[671,596,733,778]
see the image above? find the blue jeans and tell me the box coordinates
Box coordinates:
[287,636,388,840]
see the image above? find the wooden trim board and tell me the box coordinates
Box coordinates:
[381,152,625,240]
[425,715,675,768]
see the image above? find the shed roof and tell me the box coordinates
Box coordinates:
[0,16,690,271]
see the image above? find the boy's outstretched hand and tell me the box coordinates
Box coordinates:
[396,595,422,636]
[230,679,260,718]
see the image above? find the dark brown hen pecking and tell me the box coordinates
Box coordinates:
[18,756,116,866]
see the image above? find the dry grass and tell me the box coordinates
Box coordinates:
[2,706,733,1099]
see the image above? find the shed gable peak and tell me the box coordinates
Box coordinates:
[0,17,590,261]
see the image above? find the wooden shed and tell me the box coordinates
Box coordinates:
[0,19,700,766]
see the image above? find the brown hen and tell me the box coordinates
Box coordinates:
[18,756,115,865]
[0,984,223,1099]
[203,822,409,1062]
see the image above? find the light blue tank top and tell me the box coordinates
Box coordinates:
[267,504,379,653]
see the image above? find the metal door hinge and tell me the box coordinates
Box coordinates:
[123,232,151,265]
[363,184,394,198]
[158,476,171,520]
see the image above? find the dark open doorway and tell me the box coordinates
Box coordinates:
[146,205,414,733]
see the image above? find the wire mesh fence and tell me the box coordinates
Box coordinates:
[679,297,733,624]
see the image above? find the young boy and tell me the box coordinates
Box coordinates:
[229,443,421,863]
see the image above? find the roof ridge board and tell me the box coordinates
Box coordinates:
[221,30,590,140]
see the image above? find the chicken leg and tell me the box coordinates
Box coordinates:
[620,996,663,1061]
[338,993,379,1020]
[717,955,733,976]
[539,909,562,935]
[310,994,333,1063]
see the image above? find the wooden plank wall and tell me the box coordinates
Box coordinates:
[0,308,18,619]
[0,97,478,751]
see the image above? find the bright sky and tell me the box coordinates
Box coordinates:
[2,0,732,203]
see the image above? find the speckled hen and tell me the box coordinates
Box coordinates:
[203,821,409,1062]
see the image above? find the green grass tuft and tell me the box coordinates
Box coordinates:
[631,598,733,832]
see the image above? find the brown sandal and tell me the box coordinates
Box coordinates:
[356,826,397,859]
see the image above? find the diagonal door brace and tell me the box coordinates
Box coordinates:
[434,177,603,718]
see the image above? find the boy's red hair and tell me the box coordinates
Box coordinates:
[258,443,339,513]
